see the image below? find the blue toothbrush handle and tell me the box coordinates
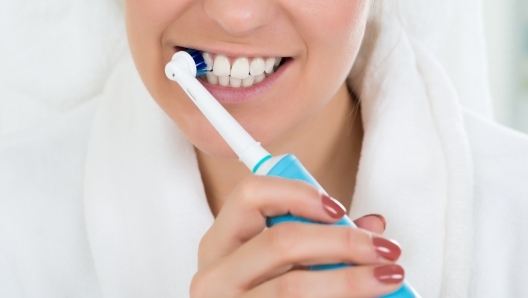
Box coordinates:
[265,154,418,298]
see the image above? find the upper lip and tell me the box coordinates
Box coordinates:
[174,45,290,59]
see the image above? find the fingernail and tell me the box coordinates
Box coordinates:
[364,214,386,231]
[372,236,401,261]
[374,265,404,284]
[321,194,346,219]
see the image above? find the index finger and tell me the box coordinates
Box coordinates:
[198,175,346,267]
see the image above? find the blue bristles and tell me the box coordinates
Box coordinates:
[186,48,209,76]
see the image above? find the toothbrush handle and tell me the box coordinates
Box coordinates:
[265,154,418,298]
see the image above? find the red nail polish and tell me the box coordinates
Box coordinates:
[321,194,346,219]
[373,236,401,261]
[374,265,404,284]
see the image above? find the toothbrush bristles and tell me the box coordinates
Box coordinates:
[186,48,209,76]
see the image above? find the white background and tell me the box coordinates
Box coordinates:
[483,0,528,133]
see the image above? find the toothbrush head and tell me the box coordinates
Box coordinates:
[185,49,209,76]
[165,49,209,81]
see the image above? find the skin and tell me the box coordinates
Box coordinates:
[125,0,404,296]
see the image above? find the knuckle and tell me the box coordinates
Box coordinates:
[189,271,209,298]
[344,228,360,251]
[196,234,211,263]
[197,229,210,251]
[341,227,372,257]
[342,268,361,293]
[277,272,303,298]
[303,180,321,195]
[191,267,232,298]
[197,227,216,257]
[290,179,320,198]
[236,177,262,205]
[267,224,298,256]
[342,228,377,262]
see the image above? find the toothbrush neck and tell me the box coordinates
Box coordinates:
[197,82,362,217]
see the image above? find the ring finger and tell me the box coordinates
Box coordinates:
[218,222,401,289]
[241,264,405,298]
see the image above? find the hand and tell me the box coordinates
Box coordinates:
[190,176,403,298]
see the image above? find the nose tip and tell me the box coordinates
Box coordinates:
[204,0,273,36]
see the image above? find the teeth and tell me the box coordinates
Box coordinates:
[230,77,242,88]
[203,52,213,71]
[230,57,249,79]
[213,55,231,77]
[206,71,218,85]
[265,57,275,74]
[200,51,283,87]
[218,76,230,87]
[242,75,255,87]
[249,57,265,76]
[255,73,266,83]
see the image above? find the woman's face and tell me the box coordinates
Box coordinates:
[126,0,370,158]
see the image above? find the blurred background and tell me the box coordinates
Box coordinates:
[483,0,528,133]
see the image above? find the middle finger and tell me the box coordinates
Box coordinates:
[219,222,401,289]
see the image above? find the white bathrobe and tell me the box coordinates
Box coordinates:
[1,1,528,297]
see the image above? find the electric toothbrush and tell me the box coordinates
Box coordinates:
[165,49,419,298]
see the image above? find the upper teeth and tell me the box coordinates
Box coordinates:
[264,57,275,74]
[230,57,250,79]
[250,58,265,76]
[202,52,283,87]
[212,55,231,77]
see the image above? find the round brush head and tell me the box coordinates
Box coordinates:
[186,49,209,76]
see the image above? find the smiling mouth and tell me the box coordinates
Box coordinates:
[177,47,288,88]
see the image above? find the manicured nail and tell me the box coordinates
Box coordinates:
[321,194,346,219]
[374,265,404,284]
[373,236,401,261]
[364,214,386,231]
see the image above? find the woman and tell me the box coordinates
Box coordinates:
[1,0,527,297]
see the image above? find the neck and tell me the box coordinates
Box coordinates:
[196,82,363,217]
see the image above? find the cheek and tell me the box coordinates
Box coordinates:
[283,0,369,113]
[125,0,193,94]
[126,0,235,157]
[125,0,198,132]
[246,0,369,151]
[126,0,168,99]
[287,0,369,41]
[294,0,369,77]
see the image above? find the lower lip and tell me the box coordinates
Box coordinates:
[197,59,292,104]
